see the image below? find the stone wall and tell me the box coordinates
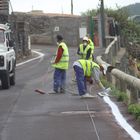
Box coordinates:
[10,12,91,47]
[10,14,31,59]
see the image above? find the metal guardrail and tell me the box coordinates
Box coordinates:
[96,36,140,104]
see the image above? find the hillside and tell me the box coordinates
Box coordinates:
[123,3,140,16]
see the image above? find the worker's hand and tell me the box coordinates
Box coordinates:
[85,76,93,84]
[89,79,93,84]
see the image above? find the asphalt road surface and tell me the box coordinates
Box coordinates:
[0,45,132,140]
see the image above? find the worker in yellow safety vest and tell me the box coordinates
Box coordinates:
[77,36,94,60]
[73,59,112,98]
[51,35,69,94]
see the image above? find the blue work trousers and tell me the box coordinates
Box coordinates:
[73,65,87,96]
[53,68,66,92]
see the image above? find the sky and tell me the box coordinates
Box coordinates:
[10,0,140,15]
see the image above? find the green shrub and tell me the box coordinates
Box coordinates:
[101,78,140,122]
[137,116,140,122]
[128,104,140,119]
[101,78,128,102]
[116,92,128,102]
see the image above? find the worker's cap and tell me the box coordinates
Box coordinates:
[56,35,63,42]
[83,36,89,42]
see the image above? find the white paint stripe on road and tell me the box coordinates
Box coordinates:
[61,111,95,115]
[103,96,140,140]
[16,50,45,67]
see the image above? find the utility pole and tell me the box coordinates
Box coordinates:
[100,0,106,48]
[71,0,73,15]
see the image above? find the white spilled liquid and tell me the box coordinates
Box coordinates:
[103,96,140,140]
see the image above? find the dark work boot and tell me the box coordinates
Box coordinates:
[60,88,65,94]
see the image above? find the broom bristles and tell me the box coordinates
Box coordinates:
[35,89,46,94]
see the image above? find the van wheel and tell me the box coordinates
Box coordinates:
[1,70,10,89]
[10,68,15,85]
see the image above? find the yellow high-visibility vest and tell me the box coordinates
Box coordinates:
[78,59,99,76]
[52,42,69,70]
[79,44,93,60]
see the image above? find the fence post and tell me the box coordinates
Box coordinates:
[130,87,138,104]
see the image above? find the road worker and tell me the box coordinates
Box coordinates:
[51,35,69,93]
[73,59,111,98]
[77,36,94,60]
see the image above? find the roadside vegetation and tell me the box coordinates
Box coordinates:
[128,104,140,121]
[101,78,140,123]
[101,78,128,102]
